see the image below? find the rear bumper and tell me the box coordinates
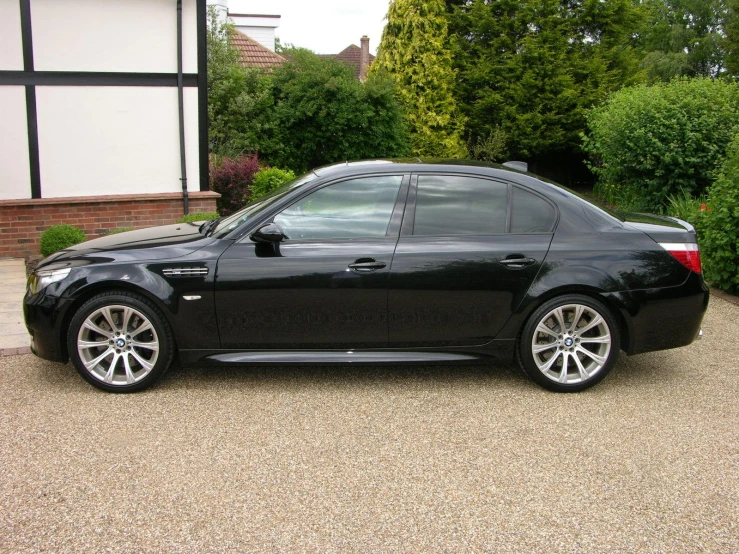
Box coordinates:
[604,272,709,355]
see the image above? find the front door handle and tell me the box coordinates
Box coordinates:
[499,255,536,268]
[348,258,387,272]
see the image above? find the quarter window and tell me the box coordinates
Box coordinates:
[510,186,556,233]
[413,175,508,235]
[273,176,403,240]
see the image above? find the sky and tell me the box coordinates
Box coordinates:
[227,0,390,55]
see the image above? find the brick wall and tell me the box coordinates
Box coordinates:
[0,191,220,259]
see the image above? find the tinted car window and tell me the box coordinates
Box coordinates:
[413,175,507,235]
[274,175,403,240]
[510,186,556,233]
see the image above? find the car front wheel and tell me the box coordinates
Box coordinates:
[67,291,174,393]
[518,294,620,392]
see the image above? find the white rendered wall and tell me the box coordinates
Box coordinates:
[0,0,24,71]
[234,26,276,51]
[31,0,198,74]
[0,87,32,200]
[36,87,200,198]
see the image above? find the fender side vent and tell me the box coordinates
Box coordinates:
[162,267,209,277]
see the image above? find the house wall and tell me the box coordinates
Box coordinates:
[35,87,201,198]
[234,26,276,51]
[0,191,219,259]
[0,0,212,258]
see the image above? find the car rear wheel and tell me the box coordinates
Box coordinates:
[518,294,620,392]
[67,291,174,393]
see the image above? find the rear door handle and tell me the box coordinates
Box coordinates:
[348,259,387,272]
[499,256,536,268]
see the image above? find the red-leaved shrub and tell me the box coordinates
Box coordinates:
[209,154,260,216]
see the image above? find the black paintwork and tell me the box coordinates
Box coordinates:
[24,160,708,367]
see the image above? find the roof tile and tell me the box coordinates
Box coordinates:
[229,29,285,70]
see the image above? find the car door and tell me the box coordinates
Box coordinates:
[215,174,409,349]
[388,174,555,347]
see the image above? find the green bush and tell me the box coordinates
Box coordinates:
[39,225,86,257]
[251,167,295,200]
[583,78,739,212]
[697,136,739,294]
[265,49,409,172]
[176,212,219,223]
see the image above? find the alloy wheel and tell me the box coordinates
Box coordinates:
[530,303,612,384]
[76,304,160,386]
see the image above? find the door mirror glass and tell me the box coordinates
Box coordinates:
[250,222,285,243]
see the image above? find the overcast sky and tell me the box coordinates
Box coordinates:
[227,0,390,55]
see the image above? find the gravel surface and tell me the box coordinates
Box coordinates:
[1,299,737,553]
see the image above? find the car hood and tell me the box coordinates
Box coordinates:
[40,222,217,267]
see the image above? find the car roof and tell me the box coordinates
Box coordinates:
[313,158,527,176]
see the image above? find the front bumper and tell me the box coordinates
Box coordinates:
[23,290,71,363]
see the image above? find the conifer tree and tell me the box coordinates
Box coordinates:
[372,0,466,158]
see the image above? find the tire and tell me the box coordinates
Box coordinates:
[518,294,620,392]
[67,291,175,393]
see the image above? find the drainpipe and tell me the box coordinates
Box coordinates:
[177,0,189,214]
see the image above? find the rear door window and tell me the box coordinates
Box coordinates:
[413,175,508,235]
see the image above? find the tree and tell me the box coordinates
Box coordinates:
[206,9,275,156]
[265,49,409,172]
[448,0,643,172]
[639,0,728,81]
[371,0,467,158]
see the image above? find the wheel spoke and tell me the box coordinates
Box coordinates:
[572,353,590,381]
[120,307,134,334]
[538,350,562,372]
[122,354,136,384]
[83,319,113,338]
[131,340,159,352]
[104,353,120,383]
[535,324,558,339]
[533,342,557,354]
[101,307,118,333]
[558,352,570,382]
[570,305,585,331]
[131,321,153,338]
[577,315,604,335]
[552,308,567,334]
[576,346,606,366]
[78,339,110,350]
[580,334,611,345]
[84,348,113,370]
[130,349,154,371]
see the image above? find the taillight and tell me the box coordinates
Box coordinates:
[659,242,701,273]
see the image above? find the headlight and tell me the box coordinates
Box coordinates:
[28,267,71,295]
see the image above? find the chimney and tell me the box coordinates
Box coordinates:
[360,35,370,82]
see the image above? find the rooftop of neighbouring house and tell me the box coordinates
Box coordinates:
[229,28,285,70]
[320,43,375,80]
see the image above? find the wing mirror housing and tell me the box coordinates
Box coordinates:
[250,222,285,243]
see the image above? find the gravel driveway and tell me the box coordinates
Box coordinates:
[1,299,737,553]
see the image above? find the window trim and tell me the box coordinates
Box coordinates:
[402,173,558,237]
[265,173,410,243]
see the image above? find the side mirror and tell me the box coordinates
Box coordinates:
[250,222,285,243]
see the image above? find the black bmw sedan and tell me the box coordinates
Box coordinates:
[24,160,708,393]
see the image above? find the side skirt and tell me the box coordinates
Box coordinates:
[178,340,516,366]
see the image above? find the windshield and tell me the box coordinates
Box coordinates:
[211,171,317,237]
